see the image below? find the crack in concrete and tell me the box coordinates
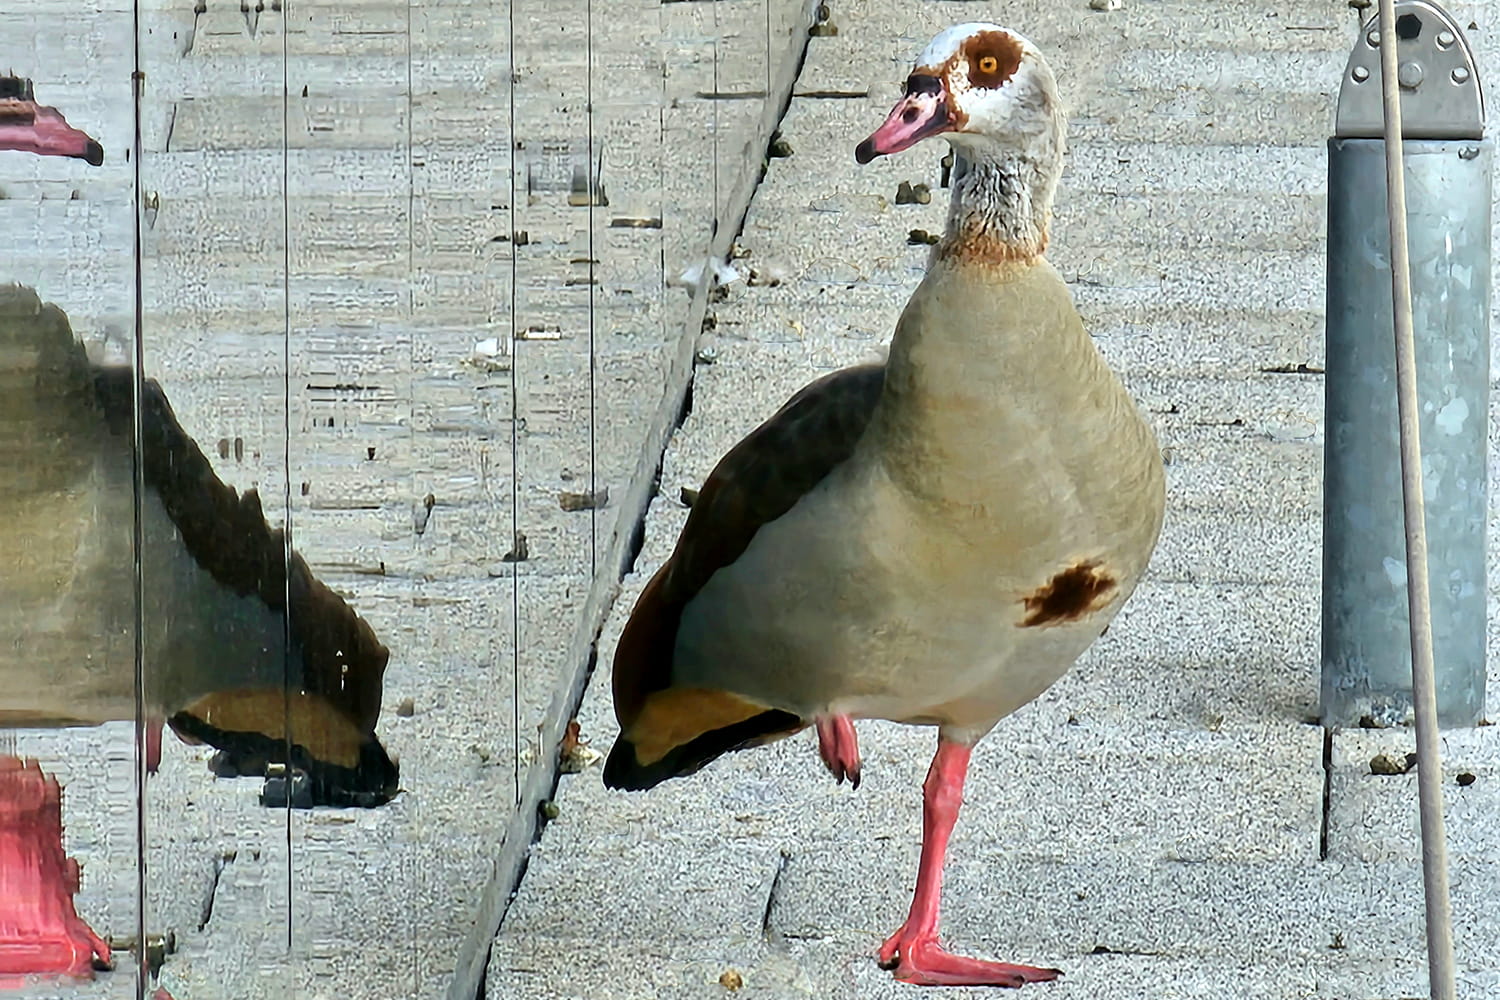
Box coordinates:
[761,850,792,940]
[197,850,236,932]
[1319,726,1334,860]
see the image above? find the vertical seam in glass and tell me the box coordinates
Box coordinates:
[130,0,149,994]
[280,0,296,953]
[507,0,521,808]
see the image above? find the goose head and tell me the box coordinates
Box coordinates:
[856,24,1066,261]
[855,23,1062,168]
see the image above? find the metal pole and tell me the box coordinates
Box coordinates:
[1321,1,1489,731]
[1374,1,1456,995]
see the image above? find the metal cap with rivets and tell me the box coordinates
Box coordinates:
[1336,0,1484,139]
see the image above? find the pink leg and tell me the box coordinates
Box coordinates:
[814,715,861,789]
[144,716,166,776]
[0,757,112,982]
[877,738,1061,988]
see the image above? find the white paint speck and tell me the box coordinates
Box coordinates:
[1383,556,1408,588]
[1436,396,1469,435]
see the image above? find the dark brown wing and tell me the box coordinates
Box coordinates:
[604,363,885,790]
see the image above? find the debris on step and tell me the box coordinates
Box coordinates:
[1368,751,1418,776]
[895,180,931,204]
[501,531,529,562]
[559,719,602,774]
[559,487,609,512]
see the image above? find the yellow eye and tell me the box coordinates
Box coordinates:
[978,55,999,73]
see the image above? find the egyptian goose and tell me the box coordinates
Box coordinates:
[1,284,399,979]
[604,23,1165,987]
[0,76,103,165]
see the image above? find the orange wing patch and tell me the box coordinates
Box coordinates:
[1019,560,1118,628]
[170,689,368,768]
[626,687,781,767]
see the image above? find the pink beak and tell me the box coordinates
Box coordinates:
[0,78,104,166]
[855,79,953,164]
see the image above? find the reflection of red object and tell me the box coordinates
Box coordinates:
[0,756,111,983]
[0,77,103,166]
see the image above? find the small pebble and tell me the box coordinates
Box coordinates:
[719,969,744,991]
[413,495,435,536]
[768,133,793,158]
[396,697,415,717]
[559,487,609,512]
[1369,751,1416,775]
[1089,0,1123,9]
[907,229,940,245]
[895,181,931,205]
[501,532,529,562]
[747,264,786,287]
[1456,772,1477,787]
[681,486,700,508]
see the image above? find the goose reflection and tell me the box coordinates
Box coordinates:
[3,104,400,982]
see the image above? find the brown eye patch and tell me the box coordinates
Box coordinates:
[962,30,1023,89]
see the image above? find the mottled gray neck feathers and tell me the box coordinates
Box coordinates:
[939,147,1059,263]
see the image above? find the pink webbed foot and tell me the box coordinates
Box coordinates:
[0,757,112,982]
[814,715,861,788]
[874,737,1060,987]
[878,927,1061,988]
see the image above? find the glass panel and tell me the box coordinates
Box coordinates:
[135,0,296,995]
[4,1,776,996]
[2,3,143,996]
[509,0,601,820]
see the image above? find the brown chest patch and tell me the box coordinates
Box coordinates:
[1019,560,1118,627]
[939,220,1045,267]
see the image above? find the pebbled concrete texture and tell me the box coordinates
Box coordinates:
[491,2,1500,999]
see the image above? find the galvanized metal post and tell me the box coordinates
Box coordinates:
[1322,0,1490,728]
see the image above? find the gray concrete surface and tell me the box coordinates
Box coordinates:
[489,2,1500,999]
